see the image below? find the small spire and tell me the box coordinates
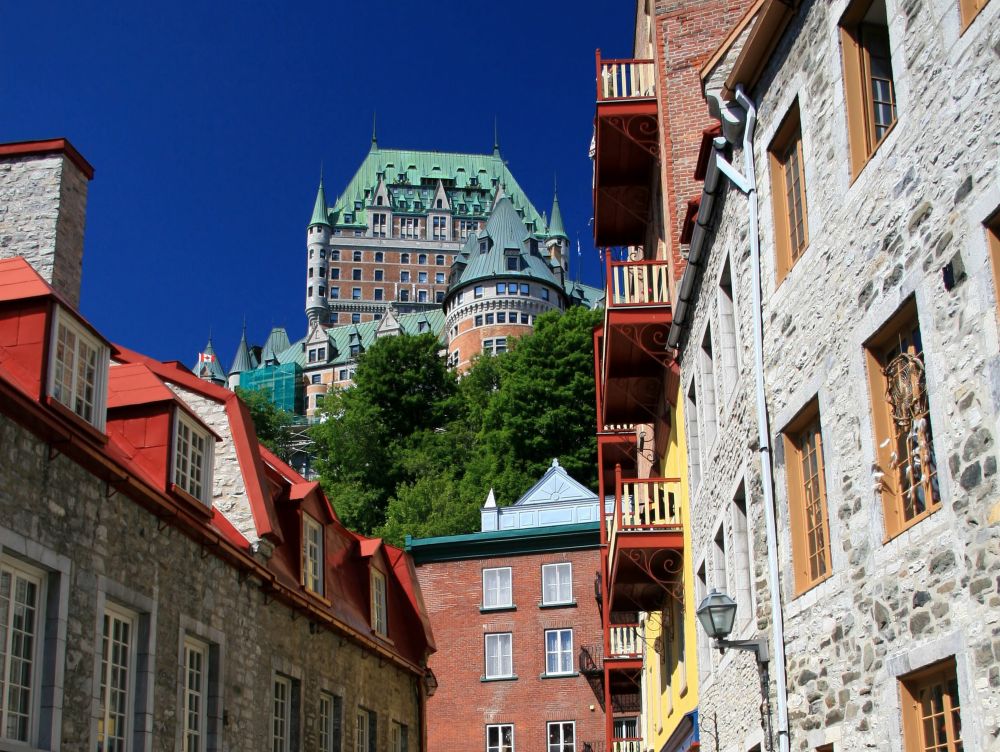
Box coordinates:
[371,111,378,150]
[548,180,567,240]
[309,178,330,227]
[493,117,500,156]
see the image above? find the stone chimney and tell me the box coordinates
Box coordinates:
[0,139,94,307]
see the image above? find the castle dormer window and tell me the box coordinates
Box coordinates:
[48,306,110,431]
[376,196,384,206]
[507,257,518,271]
[371,568,387,636]
[172,410,214,506]
[302,514,323,594]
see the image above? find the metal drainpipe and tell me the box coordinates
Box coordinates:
[731,84,791,752]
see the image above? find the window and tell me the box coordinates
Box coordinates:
[332,251,340,261]
[496,312,506,324]
[520,313,529,325]
[331,268,340,280]
[865,300,939,538]
[436,291,445,303]
[399,217,418,239]
[695,563,711,679]
[356,708,376,752]
[48,308,109,430]
[483,339,494,354]
[338,369,348,380]
[474,286,484,298]
[418,272,427,283]
[97,604,137,752]
[417,290,428,303]
[375,252,384,262]
[372,213,387,238]
[353,251,362,262]
[435,254,445,265]
[351,314,361,325]
[401,271,410,283]
[309,267,314,278]
[496,283,506,294]
[0,558,43,744]
[484,633,513,679]
[173,410,213,505]
[485,314,494,325]
[399,290,409,302]
[272,674,292,752]
[487,724,514,752]
[418,254,427,265]
[352,268,362,281]
[352,288,361,301]
[541,288,550,301]
[544,630,573,675]
[435,272,445,284]
[900,658,963,751]
[319,267,326,278]
[987,211,1000,309]
[730,485,752,624]
[400,253,410,264]
[475,316,483,327]
[330,313,339,324]
[519,283,529,295]
[330,287,340,299]
[712,524,728,596]
[770,102,809,279]
[482,567,512,609]
[541,562,572,605]
[182,637,209,752]
[311,374,321,385]
[783,402,832,593]
[840,0,897,176]
[374,269,384,281]
[374,289,384,301]
[717,256,740,397]
[371,569,387,636]
[506,257,518,271]
[547,722,574,752]
[302,514,324,594]
[308,348,317,363]
[318,286,326,297]
[319,693,343,752]
[698,326,718,451]
[391,722,408,752]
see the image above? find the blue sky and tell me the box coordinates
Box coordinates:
[2,1,631,367]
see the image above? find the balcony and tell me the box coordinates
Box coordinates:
[584,739,644,752]
[598,257,677,432]
[606,470,684,612]
[593,50,659,248]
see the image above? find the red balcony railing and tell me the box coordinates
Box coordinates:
[607,258,671,308]
[596,51,656,102]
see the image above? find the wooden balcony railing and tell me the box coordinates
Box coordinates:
[583,738,644,752]
[608,624,643,658]
[606,468,683,544]
[607,258,671,308]
[596,50,656,102]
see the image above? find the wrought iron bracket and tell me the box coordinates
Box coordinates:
[623,548,684,608]
[604,114,660,159]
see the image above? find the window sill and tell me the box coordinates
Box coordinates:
[44,394,109,444]
[481,674,518,683]
[480,604,516,614]
[540,672,579,679]
[539,600,577,610]
[370,630,395,646]
[882,502,941,545]
[170,483,214,518]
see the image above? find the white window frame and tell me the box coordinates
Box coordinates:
[544,629,574,676]
[0,556,45,745]
[172,409,214,505]
[356,708,371,752]
[541,562,573,605]
[319,692,341,752]
[97,603,138,752]
[482,567,512,609]
[484,633,513,679]
[547,721,575,752]
[182,636,209,752]
[371,569,387,636]
[486,723,514,752]
[302,514,324,595]
[272,674,292,752]
[47,305,109,431]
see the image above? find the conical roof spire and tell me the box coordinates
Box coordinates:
[196,336,226,384]
[548,177,567,239]
[371,111,379,150]
[229,320,254,375]
[309,178,330,227]
[493,117,500,156]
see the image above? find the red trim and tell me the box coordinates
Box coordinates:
[0,138,95,179]
[680,197,701,244]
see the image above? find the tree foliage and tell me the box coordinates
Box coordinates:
[236,386,295,461]
[311,307,602,544]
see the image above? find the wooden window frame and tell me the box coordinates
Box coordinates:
[769,101,809,282]
[541,562,573,605]
[900,657,963,751]
[782,399,832,595]
[959,0,990,30]
[840,0,898,179]
[482,566,513,610]
[865,299,940,540]
[302,514,324,595]
[370,569,387,636]
[987,210,1000,312]
[182,637,209,752]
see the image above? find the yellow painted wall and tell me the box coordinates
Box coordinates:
[642,390,698,751]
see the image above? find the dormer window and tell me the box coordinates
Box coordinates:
[371,569,387,636]
[507,257,518,271]
[302,514,323,594]
[172,410,213,506]
[48,307,109,431]
[376,196,384,206]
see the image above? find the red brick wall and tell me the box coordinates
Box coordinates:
[417,546,605,752]
[653,0,755,289]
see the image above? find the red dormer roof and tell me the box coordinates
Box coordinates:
[107,363,177,408]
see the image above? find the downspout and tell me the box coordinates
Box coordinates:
[713,84,790,752]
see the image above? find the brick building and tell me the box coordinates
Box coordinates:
[406,461,607,752]
[0,138,435,751]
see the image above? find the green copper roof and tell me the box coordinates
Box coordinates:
[324,147,550,235]
[548,189,567,239]
[260,327,292,365]
[404,521,600,564]
[449,197,563,292]
[228,326,256,375]
[309,180,330,227]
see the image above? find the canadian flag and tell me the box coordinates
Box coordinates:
[198,352,216,363]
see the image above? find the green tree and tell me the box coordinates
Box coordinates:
[236,387,295,461]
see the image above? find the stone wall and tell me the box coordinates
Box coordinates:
[678,0,1000,750]
[0,409,421,751]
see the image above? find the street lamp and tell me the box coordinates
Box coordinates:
[695,589,769,664]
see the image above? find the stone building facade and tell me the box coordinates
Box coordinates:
[406,462,607,752]
[0,139,435,751]
[669,1,1000,750]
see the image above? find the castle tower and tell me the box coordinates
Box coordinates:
[306,180,331,327]
[227,322,257,390]
[194,338,226,385]
[545,184,569,273]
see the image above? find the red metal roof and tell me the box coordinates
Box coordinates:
[0,137,95,179]
[107,363,177,408]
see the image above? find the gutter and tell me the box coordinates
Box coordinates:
[666,87,791,752]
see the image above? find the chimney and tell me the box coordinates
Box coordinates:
[0,138,94,307]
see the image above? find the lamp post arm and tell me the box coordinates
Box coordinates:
[714,636,770,664]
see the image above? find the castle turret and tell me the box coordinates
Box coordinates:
[194,338,226,386]
[227,323,256,390]
[545,183,569,272]
[306,179,331,327]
